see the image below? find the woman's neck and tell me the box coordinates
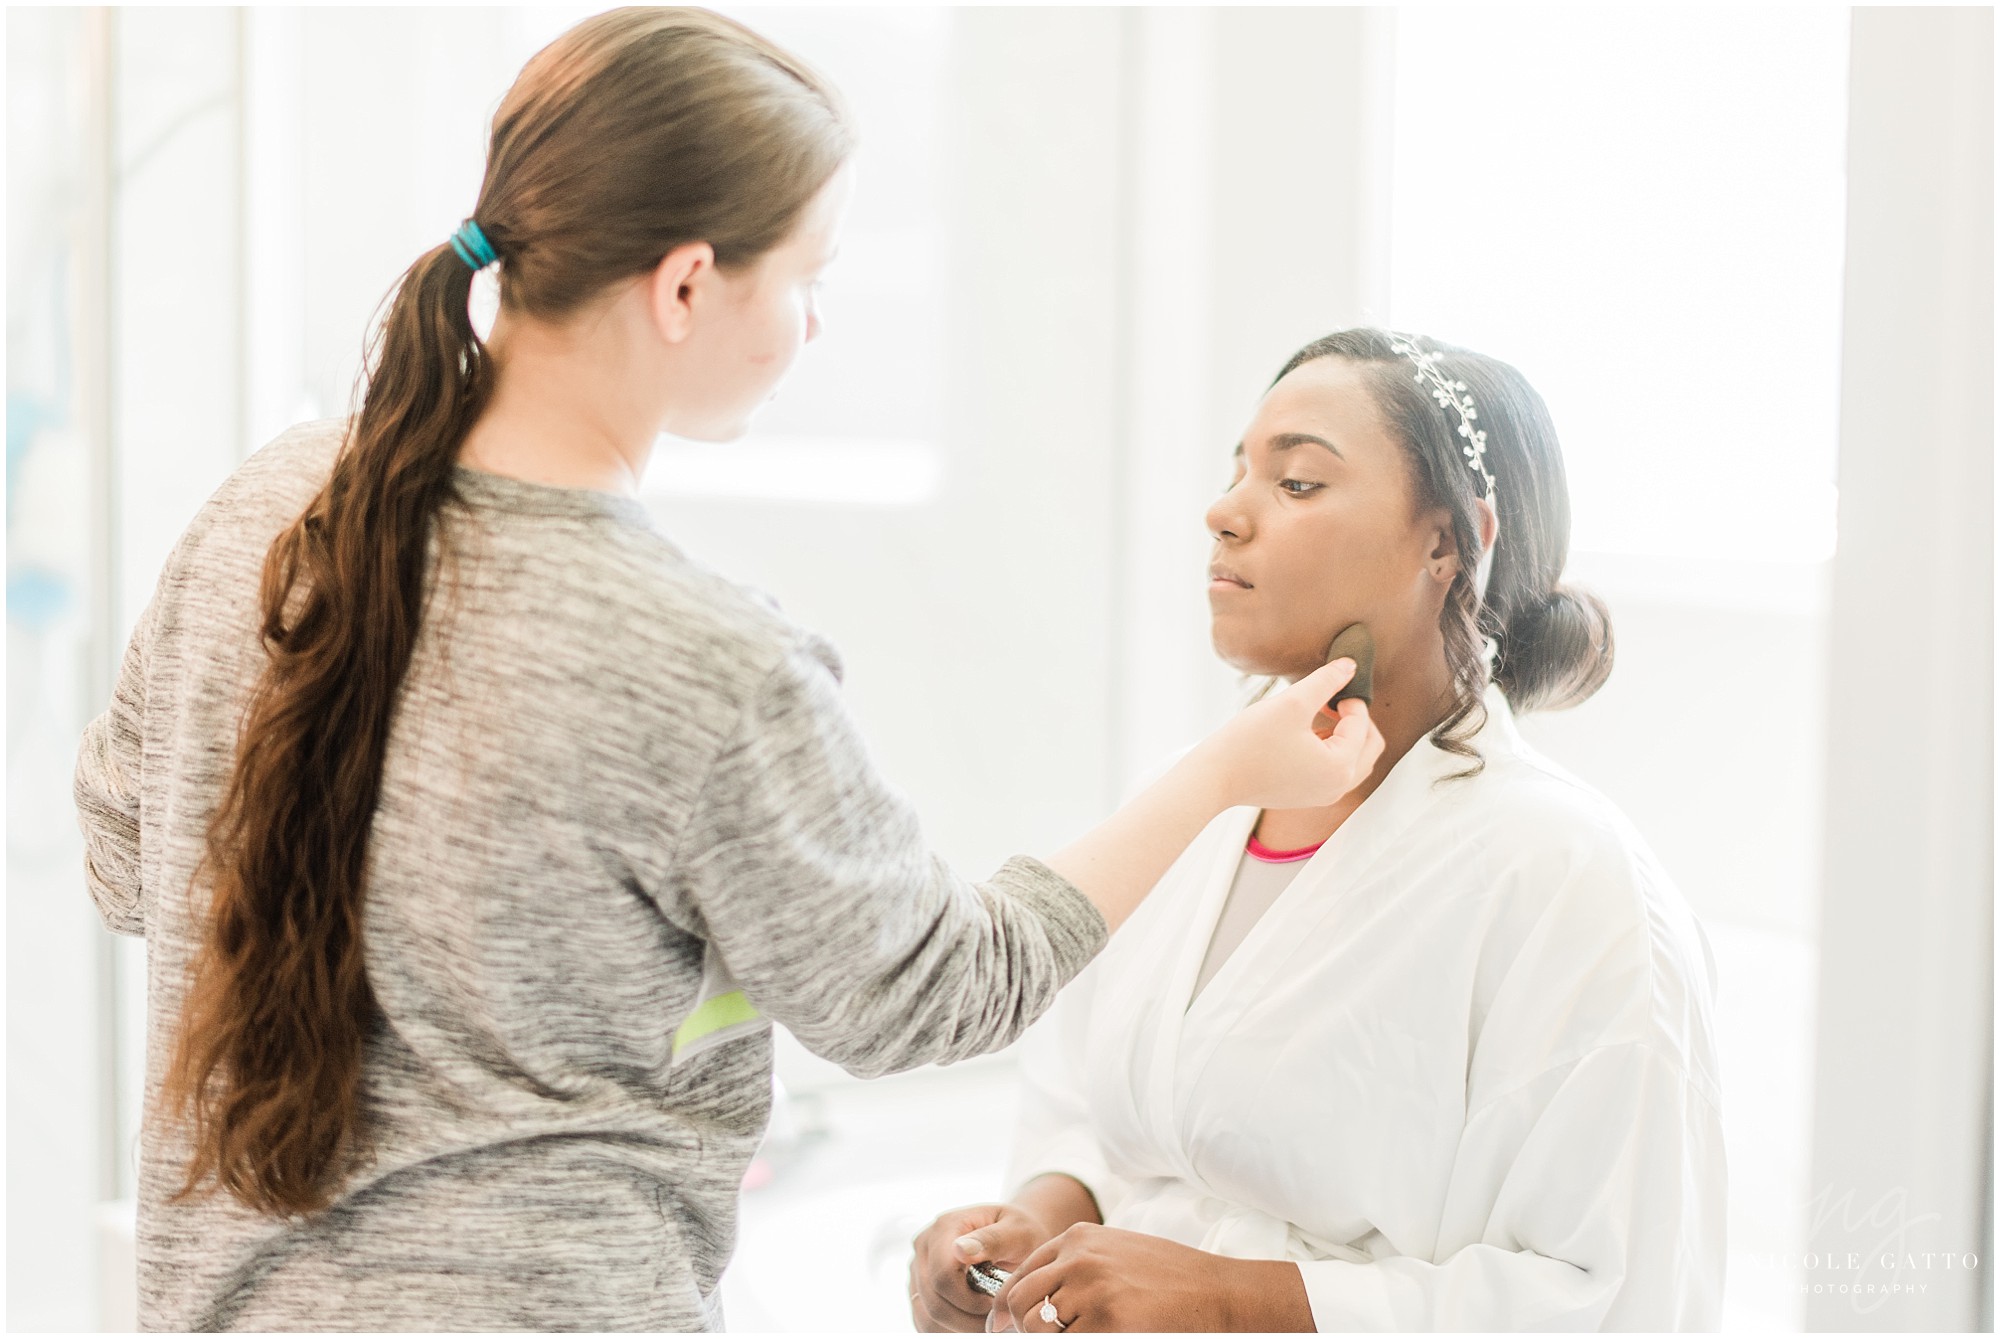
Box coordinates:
[457,313,663,495]
[1253,651,1457,851]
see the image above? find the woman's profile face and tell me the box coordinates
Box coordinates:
[660,161,853,441]
[1205,356,1452,682]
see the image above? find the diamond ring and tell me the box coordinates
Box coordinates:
[1040,1296,1066,1329]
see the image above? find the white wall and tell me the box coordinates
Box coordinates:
[1807,8,1994,1330]
[7,11,109,1323]
[7,6,249,1328]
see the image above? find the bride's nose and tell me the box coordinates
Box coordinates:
[1206,487,1250,543]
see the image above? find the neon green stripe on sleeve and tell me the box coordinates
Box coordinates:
[672,990,760,1058]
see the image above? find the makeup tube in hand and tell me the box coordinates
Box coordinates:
[967,1262,1010,1296]
[1325,623,1375,712]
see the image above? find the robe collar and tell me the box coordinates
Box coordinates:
[1166,656,1529,1022]
[1357,640,1527,821]
[1102,657,1538,1181]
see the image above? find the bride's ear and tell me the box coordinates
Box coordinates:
[1422,508,1461,586]
[1423,500,1498,587]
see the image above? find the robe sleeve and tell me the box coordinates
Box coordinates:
[1004,961,1132,1220]
[1001,744,1196,1219]
[1295,1038,1727,1331]
[74,591,159,938]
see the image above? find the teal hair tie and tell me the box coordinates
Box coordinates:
[449,219,498,270]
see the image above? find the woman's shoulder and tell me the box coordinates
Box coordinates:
[1463,736,1686,936]
[262,419,837,688]
[168,417,347,557]
[583,527,842,696]
[124,420,349,642]
[1458,734,1721,1086]
[1460,730,1663,875]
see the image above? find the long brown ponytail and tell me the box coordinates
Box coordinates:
[165,7,851,1217]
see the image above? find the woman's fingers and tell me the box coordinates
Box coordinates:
[1329,697,1384,755]
[910,1258,964,1332]
[914,1206,1010,1330]
[918,1264,993,1330]
[993,1234,1077,1334]
[1002,1267,1070,1334]
[930,1204,1004,1258]
[1209,660,1385,810]
[909,1260,942,1332]
[991,1236,1062,1322]
[952,1209,1045,1270]
[1285,655,1358,713]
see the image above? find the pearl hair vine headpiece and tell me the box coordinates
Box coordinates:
[1386,331,1498,503]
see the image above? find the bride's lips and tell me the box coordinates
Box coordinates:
[1208,563,1252,591]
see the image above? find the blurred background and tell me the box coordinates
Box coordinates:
[6,4,1990,1331]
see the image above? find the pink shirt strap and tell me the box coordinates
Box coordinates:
[1245,832,1327,864]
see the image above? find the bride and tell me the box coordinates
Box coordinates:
[909,328,1725,1332]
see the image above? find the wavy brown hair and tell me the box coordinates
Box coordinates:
[163,7,852,1217]
[1271,329,1615,781]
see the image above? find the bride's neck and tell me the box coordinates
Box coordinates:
[1253,653,1458,849]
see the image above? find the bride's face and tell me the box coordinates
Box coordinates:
[1205,356,1453,681]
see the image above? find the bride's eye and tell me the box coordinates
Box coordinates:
[1279,479,1325,497]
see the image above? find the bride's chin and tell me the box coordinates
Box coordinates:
[1213,643,1305,682]
[1209,637,1263,678]
[1210,622,1335,681]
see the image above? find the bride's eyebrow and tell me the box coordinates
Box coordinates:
[1234,433,1346,462]
[1269,432,1345,460]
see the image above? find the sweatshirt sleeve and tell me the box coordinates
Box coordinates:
[668,634,1110,1079]
[1296,1038,1728,1331]
[74,595,159,938]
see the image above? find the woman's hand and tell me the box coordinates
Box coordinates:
[1191,657,1387,812]
[990,1223,1313,1332]
[1040,657,1384,933]
[909,1202,1057,1332]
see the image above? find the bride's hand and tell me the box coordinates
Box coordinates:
[1190,658,1386,812]
[991,1223,1312,1332]
[909,1202,1054,1332]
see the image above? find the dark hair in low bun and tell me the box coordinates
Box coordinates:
[1496,583,1614,712]
[1272,328,1614,778]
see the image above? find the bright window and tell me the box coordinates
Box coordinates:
[1389,8,1849,564]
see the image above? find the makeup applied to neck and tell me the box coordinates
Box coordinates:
[1255,640,1458,850]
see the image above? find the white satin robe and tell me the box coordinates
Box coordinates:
[1006,684,1726,1330]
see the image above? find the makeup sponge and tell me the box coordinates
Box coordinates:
[1325,622,1375,709]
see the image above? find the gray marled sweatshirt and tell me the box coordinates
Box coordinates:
[73,419,1108,1331]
